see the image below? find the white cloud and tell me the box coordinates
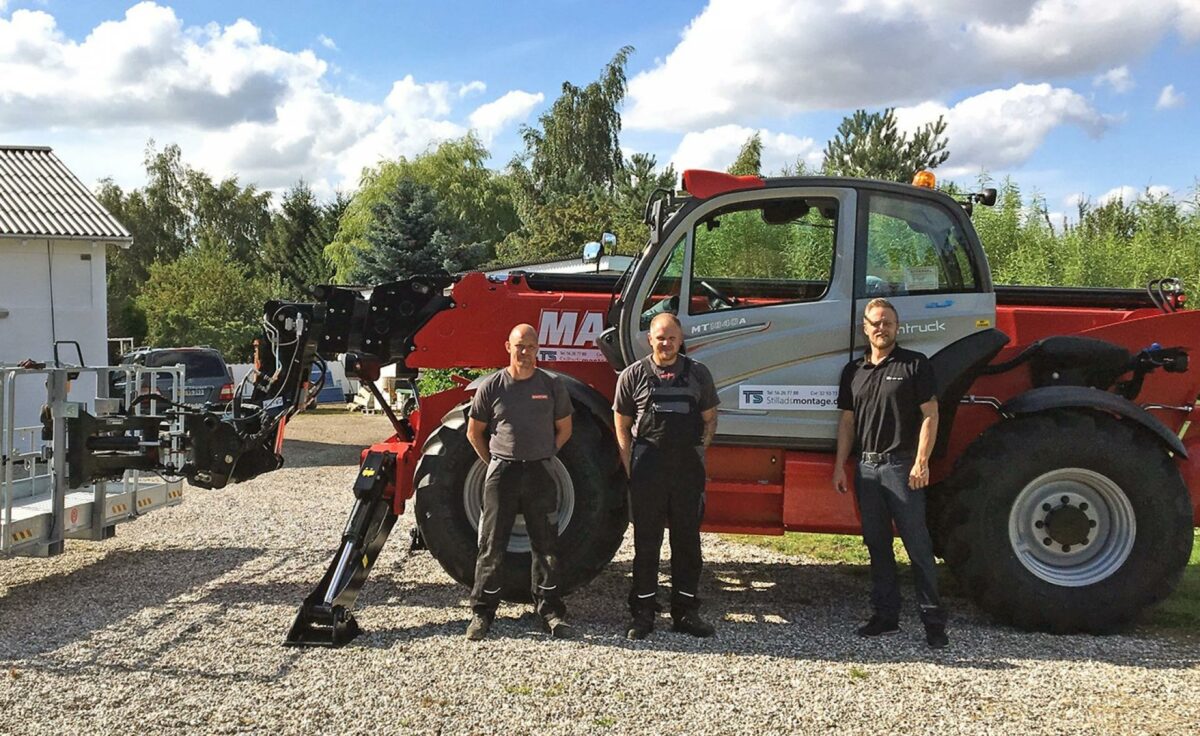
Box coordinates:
[468,90,544,144]
[893,83,1109,176]
[0,3,535,194]
[626,0,1197,131]
[1156,84,1186,110]
[317,33,336,51]
[669,124,820,174]
[458,81,486,98]
[1093,66,1134,93]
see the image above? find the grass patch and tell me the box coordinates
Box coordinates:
[726,530,1200,633]
[1144,535,1200,632]
[593,717,616,728]
[723,532,906,566]
[504,683,534,696]
[848,665,869,681]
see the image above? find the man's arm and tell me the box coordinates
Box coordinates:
[467,417,491,464]
[614,412,635,476]
[833,409,855,494]
[909,399,939,490]
[554,415,573,451]
[700,407,718,447]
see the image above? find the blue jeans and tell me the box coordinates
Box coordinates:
[855,457,946,626]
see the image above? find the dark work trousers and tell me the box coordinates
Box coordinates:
[470,458,566,620]
[628,442,706,616]
[855,457,946,626]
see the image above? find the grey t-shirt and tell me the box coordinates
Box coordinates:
[613,356,720,436]
[470,368,573,461]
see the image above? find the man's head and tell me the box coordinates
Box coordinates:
[505,323,539,372]
[647,312,684,365]
[862,298,899,352]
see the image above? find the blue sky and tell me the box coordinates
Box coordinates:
[2,0,1197,222]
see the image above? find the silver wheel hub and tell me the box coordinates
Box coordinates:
[1008,468,1136,587]
[462,459,576,553]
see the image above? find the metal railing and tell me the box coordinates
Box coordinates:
[1,364,186,556]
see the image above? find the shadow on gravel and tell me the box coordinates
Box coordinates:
[0,547,260,661]
[278,438,367,468]
[338,553,1200,671]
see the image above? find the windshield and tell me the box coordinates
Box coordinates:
[145,350,228,378]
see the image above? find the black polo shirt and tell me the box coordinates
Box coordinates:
[837,346,936,456]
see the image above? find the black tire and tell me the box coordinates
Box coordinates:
[413,399,628,601]
[943,409,1193,633]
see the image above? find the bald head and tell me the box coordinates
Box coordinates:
[505,323,539,376]
[508,323,537,343]
[649,312,682,333]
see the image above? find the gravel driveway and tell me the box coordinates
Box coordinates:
[2,412,1199,735]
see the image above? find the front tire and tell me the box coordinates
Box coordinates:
[413,400,627,601]
[943,409,1193,633]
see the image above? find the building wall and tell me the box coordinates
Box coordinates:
[0,237,111,435]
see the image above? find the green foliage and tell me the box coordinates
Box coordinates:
[327,133,517,282]
[968,178,1200,293]
[519,46,633,198]
[348,177,489,284]
[727,133,763,176]
[824,108,949,181]
[135,243,281,361]
[262,180,340,298]
[99,142,273,341]
[502,49,675,264]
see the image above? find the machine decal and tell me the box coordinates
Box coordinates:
[691,316,748,336]
[925,299,954,309]
[537,309,606,362]
[976,318,992,328]
[738,385,841,410]
[897,320,947,335]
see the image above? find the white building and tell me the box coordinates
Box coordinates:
[0,145,131,432]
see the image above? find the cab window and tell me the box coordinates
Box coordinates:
[861,193,979,297]
[688,197,837,315]
[638,234,687,330]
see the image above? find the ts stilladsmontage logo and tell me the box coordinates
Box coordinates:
[536,309,608,363]
[738,385,840,411]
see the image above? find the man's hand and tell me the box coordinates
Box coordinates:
[832,464,848,494]
[909,460,930,489]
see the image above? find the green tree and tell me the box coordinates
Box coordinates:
[99,142,273,340]
[518,46,633,198]
[135,242,280,360]
[327,133,516,281]
[348,178,488,284]
[262,180,334,297]
[728,133,763,176]
[823,108,949,181]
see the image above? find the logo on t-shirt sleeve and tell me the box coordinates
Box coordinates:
[531,394,550,399]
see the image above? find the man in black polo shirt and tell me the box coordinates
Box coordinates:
[465,323,574,641]
[833,298,948,649]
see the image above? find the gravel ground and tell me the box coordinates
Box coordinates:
[3,411,1200,735]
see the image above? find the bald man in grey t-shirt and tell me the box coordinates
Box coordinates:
[464,324,574,641]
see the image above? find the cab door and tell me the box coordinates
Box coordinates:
[622,187,858,447]
[851,189,995,356]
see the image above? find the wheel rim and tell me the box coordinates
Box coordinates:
[1007,468,1136,587]
[462,459,576,553]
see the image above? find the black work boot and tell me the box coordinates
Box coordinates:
[856,614,900,637]
[671,611,715,638]
[542,614,575,639]
[626,611,655,640]
[924,623,949,649]
[465,613,492,641]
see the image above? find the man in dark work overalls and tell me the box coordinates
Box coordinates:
[613,312,720,640]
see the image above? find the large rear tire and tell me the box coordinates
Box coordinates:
[943,409,1193,633]
[413,400,627,601]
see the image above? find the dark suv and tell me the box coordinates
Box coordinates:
[113,347,236,408]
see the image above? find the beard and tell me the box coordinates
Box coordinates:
[870,333,896,350]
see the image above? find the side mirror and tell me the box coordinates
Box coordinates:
[582,241,603,264]
[601,232,617,249]
[977,188,997,207]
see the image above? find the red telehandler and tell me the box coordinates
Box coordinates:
[68,170,1200,646]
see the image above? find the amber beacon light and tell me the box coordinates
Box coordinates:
[912,170,937,188]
